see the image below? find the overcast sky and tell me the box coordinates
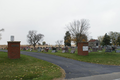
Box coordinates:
[0,0,120,45]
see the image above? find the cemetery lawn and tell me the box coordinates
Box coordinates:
[42,50,120,66]
[0,51,63,80]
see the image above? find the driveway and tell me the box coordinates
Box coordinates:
[1,50,120,79]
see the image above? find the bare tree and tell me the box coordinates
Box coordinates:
[56,40,63,48]
[66,19,90,46]
[0,28,4,40]
[27,30,44,49]
[98,36,104,45]
[98,36,104,42]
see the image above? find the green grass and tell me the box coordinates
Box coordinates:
[0,51,62,80]
[22,49,120,66]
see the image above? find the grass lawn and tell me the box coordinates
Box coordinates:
[0,51,63,80]
[22,49,120,66]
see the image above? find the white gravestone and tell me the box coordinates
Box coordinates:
[62,50,65,53]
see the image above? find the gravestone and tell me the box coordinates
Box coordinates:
[49,47,52,50]
[23,48,26,50]
[56,47,59,51]
[98,46,102,50]
[41,48,44,52]
[112,47,115,51]
[88,50,91,53]
[44,48,49,52]
[71,48,75,53]
[26,47,29,50]
[52,50,56,53]
[62,47,69,53]
[116,50,120,53]
[92,48,98,52]
[115,46,120,53]
[65,47,69,53]
[30,48,32,51]
[105,46,112,52]
[37,47,41,52]
[52,47,57,52]
[62,50,65,53]
[26,48,28,50]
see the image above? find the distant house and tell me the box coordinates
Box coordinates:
[88,39,100,48]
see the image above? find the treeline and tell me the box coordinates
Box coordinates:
[98,31,120,46]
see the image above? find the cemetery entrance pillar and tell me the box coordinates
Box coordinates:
[78,42,88,56]
[8,41,21,59]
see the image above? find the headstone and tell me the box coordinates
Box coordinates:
[117,46,120,49]
[112,47,116,51]
[37,47,41,52]
[52,47,57,52]
[115,46,120,53]
[71,48,75,53]
[92,48,98,52]
[44,48,49,52]
[23,48,26,50]
[52,50,56,53]
[98,46,102,50]
[64,47,69,53]
[105,46,112,52]
[57,47,60,51]
[66,47,69,53]
[62,50,65,53]
[62,47,69,53]
[88,50,91,53]
[116,50,120,53]
[41,49,44,52]
[30,48,32,51]
[49,47,51,50]
[71,50,75,53]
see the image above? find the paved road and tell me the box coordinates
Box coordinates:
[1,50,120,79]
[67,72,120,80]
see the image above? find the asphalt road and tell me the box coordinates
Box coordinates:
[1,50,120,79]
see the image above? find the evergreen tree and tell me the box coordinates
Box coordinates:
[102,33,111,46]
[64,31,71,46]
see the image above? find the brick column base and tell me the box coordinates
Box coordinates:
[78,42,88,56]
[8,41,20,59]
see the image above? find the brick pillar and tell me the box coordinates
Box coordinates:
[78,42,88,56]
[8,41,20,59]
